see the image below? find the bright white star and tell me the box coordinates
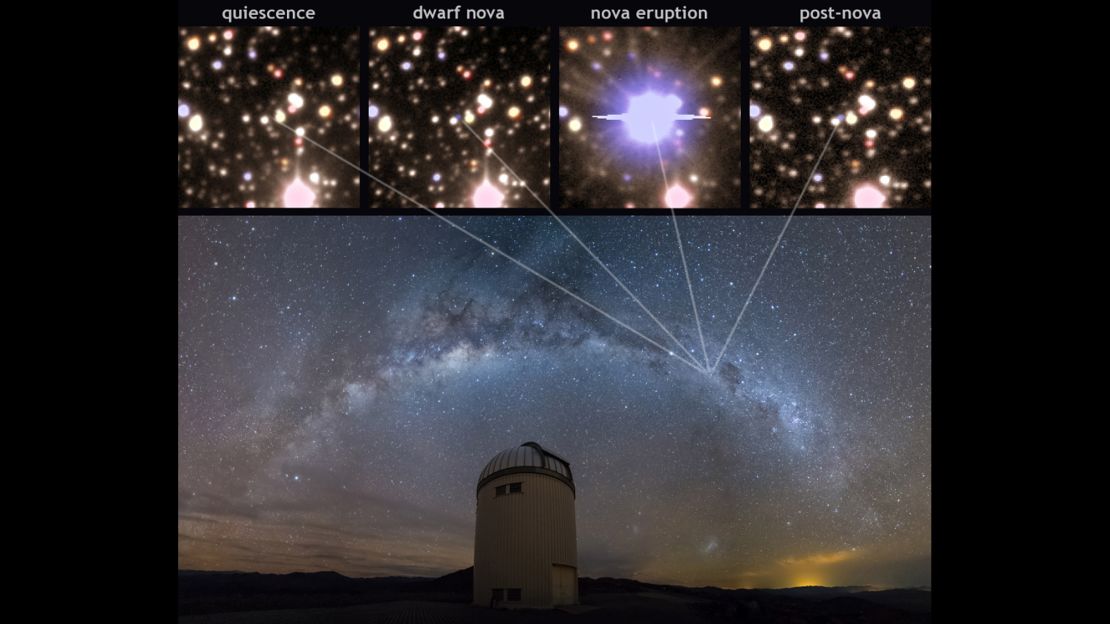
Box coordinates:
[472,180,504,208]
[282,178,316,208]
[593,91,710,144]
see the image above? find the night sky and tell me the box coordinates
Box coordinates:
[750,27,932,208]
[178,27,360,208]
[559,28,743,208]
[178,215,931,589]
[367,27,550,208]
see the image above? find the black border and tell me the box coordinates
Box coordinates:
[359,24,370,209]
[173,0,940,609]
[178,2,932,27]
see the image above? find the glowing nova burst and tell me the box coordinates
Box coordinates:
[594,91,710,144]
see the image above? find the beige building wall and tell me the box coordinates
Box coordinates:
[473,472,577,608]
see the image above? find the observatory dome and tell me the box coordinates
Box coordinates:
[478,441,574,494]
[473,441,578,608]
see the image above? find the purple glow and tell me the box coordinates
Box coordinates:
[665,184,692,208]
[852,184,886,208]
[472,180,504,208]
[625,92,683,143]
[283,178,316,208]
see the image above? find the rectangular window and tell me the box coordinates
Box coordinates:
[495,485,507,496]
[495,483,523,496]
[509,482,522,493]
[507,588,522,601]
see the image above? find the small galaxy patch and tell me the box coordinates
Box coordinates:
[749,27,932,208]
[366,27,550,208]
[559,27,743,209]
[178,27,360,208]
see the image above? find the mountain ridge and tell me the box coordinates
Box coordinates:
[179,567,931,618]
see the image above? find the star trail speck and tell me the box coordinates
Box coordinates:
[178,27,360,208]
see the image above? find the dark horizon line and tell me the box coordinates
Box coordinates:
[177,568,932,593]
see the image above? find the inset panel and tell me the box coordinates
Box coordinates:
[749,27,932,208]
[178,27,360,208]
[366,27,551,208]
[559,27,743,209]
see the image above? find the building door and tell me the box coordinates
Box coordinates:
[551,564,577,605]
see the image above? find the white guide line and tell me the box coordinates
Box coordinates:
[274,120,705,373]
[651,122,671,189]
[653,122,710,370]
[282,123,429,209]
[460,116,706,371]
[458,119,548,210]
[710,119,842,371]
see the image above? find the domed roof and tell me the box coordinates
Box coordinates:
[478,441,574,495]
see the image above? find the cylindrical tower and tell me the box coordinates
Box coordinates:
[473,441,578,609]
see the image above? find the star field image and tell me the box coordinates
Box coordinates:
[559,28,743,209]
[179,214,930,589]
[178,27,360,208]
[750,28,932,209]
[367,27,550,208]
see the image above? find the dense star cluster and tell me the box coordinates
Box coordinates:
[178,27,360,208]
[749,28,932,208]
[559,28,743,208]
[366,27,550,208]
[179,215,931,588]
